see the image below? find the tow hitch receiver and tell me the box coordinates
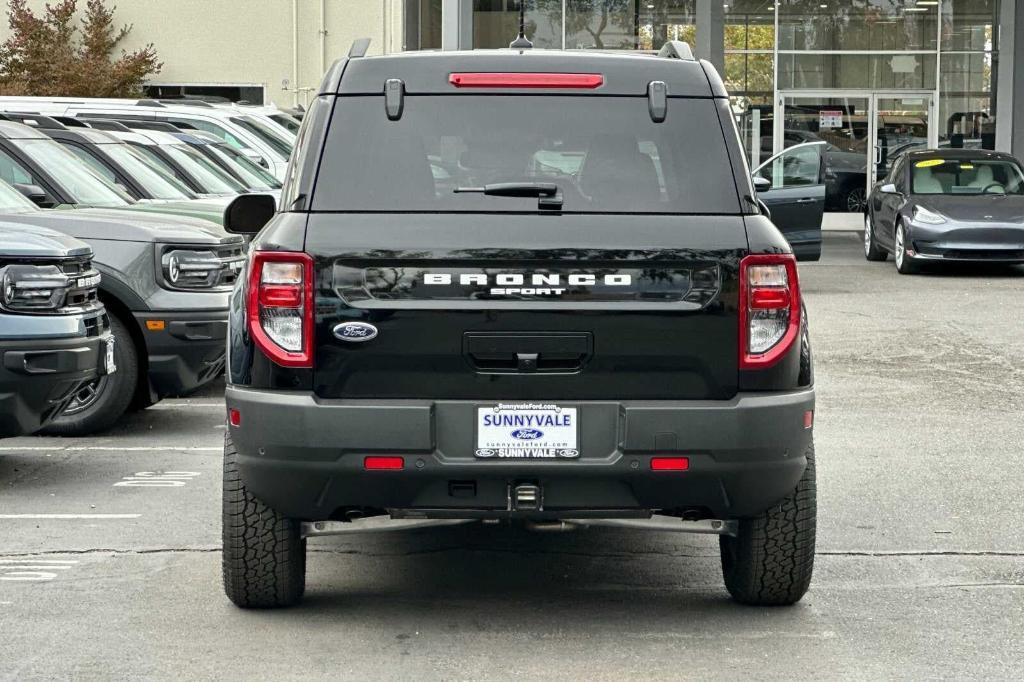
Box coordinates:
[511,483,542,511]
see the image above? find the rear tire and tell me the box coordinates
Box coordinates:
[720,442,816,606]
[222,432,306,608]
[863,214,887,262]
[41,313,137,436]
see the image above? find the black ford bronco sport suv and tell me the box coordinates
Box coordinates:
[222,42,816,608]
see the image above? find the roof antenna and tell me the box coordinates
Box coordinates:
[509,0,533,49]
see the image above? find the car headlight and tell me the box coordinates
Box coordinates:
[158,243,246,292]
[912,206,946,225]
[0,265,68,312]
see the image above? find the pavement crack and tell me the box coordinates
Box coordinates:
[1,548,1021,559]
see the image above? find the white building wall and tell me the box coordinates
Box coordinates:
[0,0,403,107]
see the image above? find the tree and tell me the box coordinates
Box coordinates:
[0,0,160,97]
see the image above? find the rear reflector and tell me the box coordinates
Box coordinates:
[228,409,241,427]
[804,410,814,429]
[650,457,690,471]
[448,73,604,89]
[364,456,404,471]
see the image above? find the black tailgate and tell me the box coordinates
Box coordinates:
[307,213,745,401]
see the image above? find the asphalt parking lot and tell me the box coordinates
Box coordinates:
[1,232,1022,680]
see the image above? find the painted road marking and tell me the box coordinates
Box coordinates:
[0,514,141,519]
[0,446,219,453]
[0,559,78,582]
[114,471,201,487]
[149,402,224,409]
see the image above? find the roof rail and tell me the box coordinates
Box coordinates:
[0,112,69,130]
[657,40,695,61]
[348,37,371,58]
[52,115,90,128]
[155,98,216,108]
[78,118,134,132]
[136,100,166,108]
[120,120,190,133]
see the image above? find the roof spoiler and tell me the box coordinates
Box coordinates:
[658,40,695,61]
[348,38,371,58]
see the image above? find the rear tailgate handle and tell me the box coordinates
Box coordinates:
[463,332,592,374]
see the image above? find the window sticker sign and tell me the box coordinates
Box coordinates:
[819,110,843,129]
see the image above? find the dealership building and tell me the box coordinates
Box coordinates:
[3,1,1020,204]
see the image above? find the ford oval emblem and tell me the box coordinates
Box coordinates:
[511,428,544,441]
[333,321,378,343]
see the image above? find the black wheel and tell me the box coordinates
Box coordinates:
[844,186,866,213]
[720,442,816,606]
[41,313,138,436]
[894,221,920,275]
[222,432,306,608]
[863,213,887,262]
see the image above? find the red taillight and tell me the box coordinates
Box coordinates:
[246,251,314,368]
[448,72,604,89]
[750,287,790,310]
[364,456,404,470]
[739,253,801,370]
[650,457,690,471]
[258,284,302,308]
[228,408,241,427]
[804,410,814,429]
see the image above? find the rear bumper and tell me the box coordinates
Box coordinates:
[226,387,815,521]
[135,310,227,398]
[0,331,112,437]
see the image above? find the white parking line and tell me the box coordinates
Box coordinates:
[0,446,219,453]
[0,514,141,519]
[148,403,224,409]
[0,559,80,582]
[114,471,201,487]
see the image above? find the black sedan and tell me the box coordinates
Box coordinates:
[864,150,1024,274]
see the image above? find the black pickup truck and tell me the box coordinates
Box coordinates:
[0,223,113,437]
[221,43,817,608]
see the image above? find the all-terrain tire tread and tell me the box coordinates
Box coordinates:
[720,443,816,606]
[222,433,306,608]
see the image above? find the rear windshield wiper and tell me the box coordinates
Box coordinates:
[454,182,563,210]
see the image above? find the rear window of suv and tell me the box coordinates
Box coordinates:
[312,96,740,214]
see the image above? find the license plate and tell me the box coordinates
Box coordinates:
[475,404,579,459]
[102,337,116,375]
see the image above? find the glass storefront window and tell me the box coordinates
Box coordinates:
[778,53,937,90]
[725,0,775,50]
[725,52,773,99]
[777,0,938,51]
[939,52,996,148]
[473,0,563,49]
[404,0,442,50]
[471,0,696,51]
[941,0,999,51]
[563,0,641,50]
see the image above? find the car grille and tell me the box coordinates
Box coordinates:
[943,249,1024,260]
[0,255,103,315]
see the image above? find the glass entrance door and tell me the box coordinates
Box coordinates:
[871,94,934,189]
[778,92,936,213]
[777,94,870,213]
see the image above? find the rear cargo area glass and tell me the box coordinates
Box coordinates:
[312,96,740,214]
